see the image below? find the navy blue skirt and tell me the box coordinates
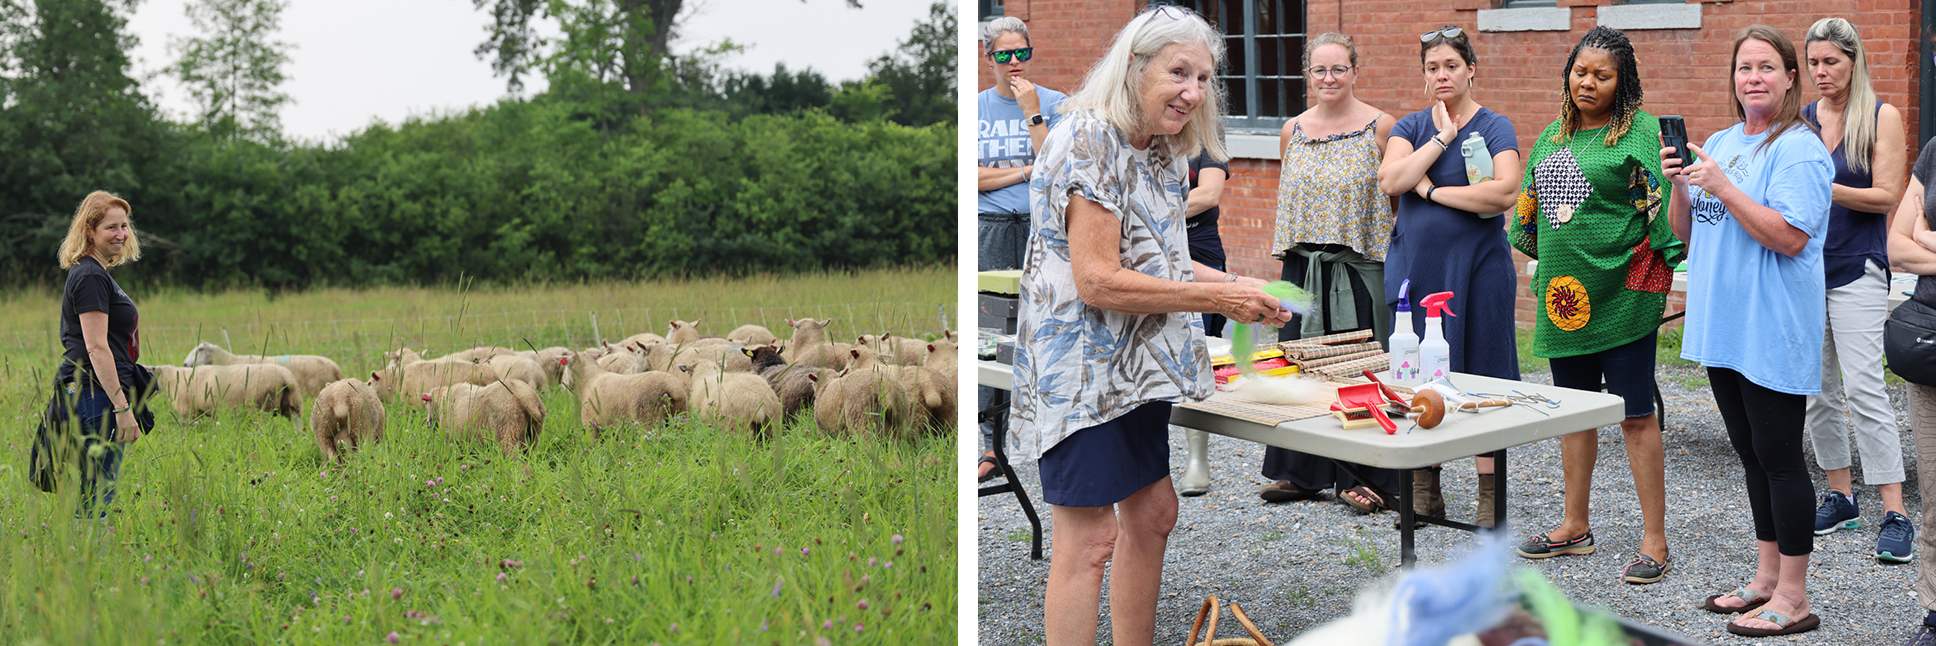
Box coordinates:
[1039,401,1173,507]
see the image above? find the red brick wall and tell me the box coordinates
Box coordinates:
[978,1,1921,327]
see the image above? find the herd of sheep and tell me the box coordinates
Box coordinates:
[149,318,960,461]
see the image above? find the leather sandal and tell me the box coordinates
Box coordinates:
[1726,609,1819,637]
[1339,485,1386,515]
[977,454,1001,483]
[1701,587,1771,615]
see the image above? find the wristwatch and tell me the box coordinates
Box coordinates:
[1025,113,1045,127]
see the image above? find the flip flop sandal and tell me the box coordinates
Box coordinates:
[1726,609,1820,637]
[977,454,1002,483]
[1701,587,1772,615]
[1338,485,1386,515]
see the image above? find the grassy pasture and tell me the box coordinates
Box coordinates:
[0,266,957,645]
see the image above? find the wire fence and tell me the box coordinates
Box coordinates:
[0,301,959,375]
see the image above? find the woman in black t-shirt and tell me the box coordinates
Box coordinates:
[53,190,151,516]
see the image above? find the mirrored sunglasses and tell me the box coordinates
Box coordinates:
[990,47,1033,64]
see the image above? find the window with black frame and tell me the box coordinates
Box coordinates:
[979,0,1003,20]
[1164,0,1305,131]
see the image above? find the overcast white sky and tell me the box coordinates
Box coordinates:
[125,0,933,144]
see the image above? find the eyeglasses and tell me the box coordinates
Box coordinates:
[1420,27,1464,43]
[990,47,1033,64]
[1306,66,1354,79]
[1151,4,1195,20]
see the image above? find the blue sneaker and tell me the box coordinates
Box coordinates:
[1814,491,1860,536]
[1903,622,1936,646]
[1878,511,1916,564]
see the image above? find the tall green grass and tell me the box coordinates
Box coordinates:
[0,268,956,645]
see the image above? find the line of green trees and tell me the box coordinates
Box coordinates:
[0,0,956,290]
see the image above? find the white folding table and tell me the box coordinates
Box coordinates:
[980,360,1624,566]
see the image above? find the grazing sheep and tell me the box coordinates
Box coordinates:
[487,354,548,391]
[370,355,498,408]
[684,359,781,437]
[666,319,703,344]
[618,332,666,349]
[440,346,518,362]
[856,333,925,366]
[423,379,545,456]
[596,350,644,375]
[727,324,778,346]
[182,342,343,397]
[152,364,304,419]
[808,369,911,438]
[563,352,686,436]
[746,346,821,421]
[783,318,850,371]
[512,347,572,388]
[310,378,385,462]
[847,346,953,435]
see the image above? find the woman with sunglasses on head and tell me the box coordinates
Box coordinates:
[1254,32,1403,515]
[976,16,1068,484]
[1663,25,1832,637]
[1797,17,1913,563]
[1011,7,1288,645]
[1507,27,1685,585]
[1375,25,1523,527]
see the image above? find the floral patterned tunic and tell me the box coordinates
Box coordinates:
[1010,110,1213,462]
[1510,111,1687,358]
[1273,119,1393,260]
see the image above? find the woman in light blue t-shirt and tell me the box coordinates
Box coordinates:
[1662,25,1832,638]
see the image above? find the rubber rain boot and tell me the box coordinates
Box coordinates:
[1178,428,1211,497]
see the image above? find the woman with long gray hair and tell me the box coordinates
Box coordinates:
[1008,6,1287,644]
[1798,16,1913,563]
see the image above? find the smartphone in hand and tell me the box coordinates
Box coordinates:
[1659,115,1691,168]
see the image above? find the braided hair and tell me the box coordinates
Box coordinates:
[1554,26,1643,147]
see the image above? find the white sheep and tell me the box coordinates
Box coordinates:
[512,347,572,388]
[562,352,686,437]
[310,378,385,462]
[683,359,781,437]
[486,354,548,391]
[440,346,518,362]
[782,318,850,371]
[846,346,953,436]
[666,319,703,344]
[808,368,911,438]
[182,342,343,397]
[423,379,545,456]
[152,363,304,419]
[727,324,778,346]
[617,332,666,348]
[370,350,498,408]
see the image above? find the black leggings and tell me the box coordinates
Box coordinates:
[1709,366,1814,556]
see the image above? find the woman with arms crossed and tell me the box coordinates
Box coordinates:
[1797,17,1913,562]
[1375,25,1523,526]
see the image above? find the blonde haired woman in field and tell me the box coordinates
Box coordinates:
[35,190,156,517]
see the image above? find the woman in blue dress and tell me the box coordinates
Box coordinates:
[1375,25,1523,525]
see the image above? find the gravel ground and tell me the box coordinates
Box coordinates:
[976,363,1927,645]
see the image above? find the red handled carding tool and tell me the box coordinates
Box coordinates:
[1335,383,1397,434]
[1361,369,1409,407]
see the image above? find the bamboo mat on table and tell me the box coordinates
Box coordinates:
[1180,374,1414,427]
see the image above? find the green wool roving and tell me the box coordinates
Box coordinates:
[1229,281,1314,375]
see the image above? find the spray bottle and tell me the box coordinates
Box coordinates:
[1388,280,1420,385]
[1417,291,1457,381]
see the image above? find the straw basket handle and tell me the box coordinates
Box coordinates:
[1186,595,1275,646]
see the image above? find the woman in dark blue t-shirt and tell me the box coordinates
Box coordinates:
[53,190,152,517]
[1375,26,1523,526]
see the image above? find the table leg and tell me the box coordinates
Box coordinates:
[1399,467,1416,568]
[1491,449,1508,533]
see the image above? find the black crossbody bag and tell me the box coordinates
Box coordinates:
[26,363,155,493]
[1887,205,1936,388]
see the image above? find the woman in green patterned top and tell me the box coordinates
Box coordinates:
[1507,27,1687,585]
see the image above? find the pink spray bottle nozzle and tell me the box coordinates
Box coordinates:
[1419,291,1458,318]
